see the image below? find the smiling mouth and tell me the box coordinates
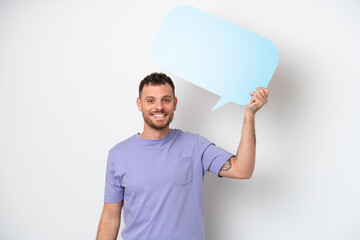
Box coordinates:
[151,113,168,119]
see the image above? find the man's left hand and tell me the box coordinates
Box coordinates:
[246,87,269,115]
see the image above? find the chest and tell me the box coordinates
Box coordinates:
[116,148,199,196]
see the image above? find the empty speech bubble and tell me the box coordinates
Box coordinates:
[151,5,279,110]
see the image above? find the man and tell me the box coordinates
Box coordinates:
[97,72,269,240]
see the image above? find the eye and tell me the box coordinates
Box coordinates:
[163,99,170,103]
[147,99,154,103]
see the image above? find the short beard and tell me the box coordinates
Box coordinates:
[142,112,174,130]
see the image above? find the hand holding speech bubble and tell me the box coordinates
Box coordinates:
[151,5,279,110]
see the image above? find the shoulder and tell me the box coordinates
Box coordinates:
[109,134,137,153]
[173,128,198,140]
[173,129,211,145]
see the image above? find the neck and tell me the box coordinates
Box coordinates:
[139,125,170,140]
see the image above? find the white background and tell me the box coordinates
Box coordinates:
[1,0,359,239]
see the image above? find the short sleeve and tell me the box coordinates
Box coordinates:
[104,150,124,203]
[198,135,235,178]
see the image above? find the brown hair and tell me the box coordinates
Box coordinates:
[139,72,175,99]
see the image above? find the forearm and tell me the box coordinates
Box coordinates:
[96,214,120,240]
[235,112,256,178]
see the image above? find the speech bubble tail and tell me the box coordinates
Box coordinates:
[211,98,229,111]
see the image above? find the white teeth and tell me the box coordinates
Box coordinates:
[153,114,165,117]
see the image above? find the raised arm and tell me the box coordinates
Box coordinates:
[97,201,123,240]
[219,87,269,179]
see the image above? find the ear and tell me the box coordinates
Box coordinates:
[173,96,178,111]
[137,97,142,111]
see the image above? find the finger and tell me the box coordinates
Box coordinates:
[256,87,269,98]
[258,90,268,102]
[251,93,258,102]
[254,95,265,106]
[264,89,269,97]
[255,91,266,103]
[249,95,259,106]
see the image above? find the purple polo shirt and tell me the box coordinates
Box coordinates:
[104,128,234,240]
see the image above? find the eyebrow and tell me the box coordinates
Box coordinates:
[145,95,172,99]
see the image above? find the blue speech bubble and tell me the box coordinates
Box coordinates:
[151,5,279,110]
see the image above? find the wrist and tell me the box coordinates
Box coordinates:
[245,111,255,119]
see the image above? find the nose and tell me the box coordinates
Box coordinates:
[154,100,164,111]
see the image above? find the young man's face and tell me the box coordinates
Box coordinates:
[137,83,177,130]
